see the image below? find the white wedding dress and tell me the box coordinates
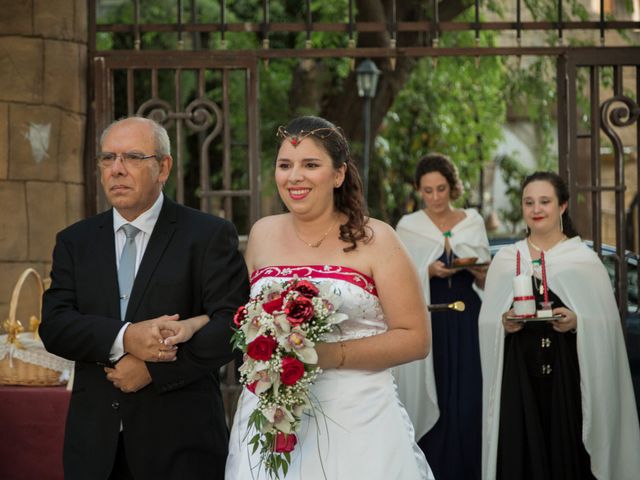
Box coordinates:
[225,265,433,480]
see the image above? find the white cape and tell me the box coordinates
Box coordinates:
[478,237,640,480]
[394,208,490,440]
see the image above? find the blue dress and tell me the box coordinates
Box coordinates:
[418,251,482,480]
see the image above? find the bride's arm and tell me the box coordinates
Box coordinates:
[316,220,430,371]
[159,315,210,346]
[157,222,269,348]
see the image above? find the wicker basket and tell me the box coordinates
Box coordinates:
[0,268,73,386]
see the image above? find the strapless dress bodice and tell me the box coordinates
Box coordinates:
[251,265,388,342]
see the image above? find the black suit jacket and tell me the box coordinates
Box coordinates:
[40,198,249,480]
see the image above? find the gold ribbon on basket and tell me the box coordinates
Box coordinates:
[3,318,25,349]
[29,315,41,341]
[0,268,72,387]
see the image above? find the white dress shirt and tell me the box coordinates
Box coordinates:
[109,192,164,361]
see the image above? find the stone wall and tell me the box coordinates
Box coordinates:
[0,0,87,323]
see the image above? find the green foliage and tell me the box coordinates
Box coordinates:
[502,57,557,171]
[376,11,508,225]
[95,0,638,231]
[496,154,529,234]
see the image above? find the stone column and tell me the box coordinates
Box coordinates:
[0,0,87,322]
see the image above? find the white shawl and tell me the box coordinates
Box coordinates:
[479,237,640,480]
[394,208,490,440]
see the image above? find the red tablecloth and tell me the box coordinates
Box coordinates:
[0,386,70,480]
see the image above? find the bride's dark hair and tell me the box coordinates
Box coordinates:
[276,116,371,252]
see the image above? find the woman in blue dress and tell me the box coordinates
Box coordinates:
[395,153,490,480]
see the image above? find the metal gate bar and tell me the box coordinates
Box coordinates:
[92,53,260,235]
[92,0,640,57]
[558,50,640,324]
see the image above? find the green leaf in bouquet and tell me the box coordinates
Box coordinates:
[249,434,260,454]
[230,330,246,350]
[249,409,267,431]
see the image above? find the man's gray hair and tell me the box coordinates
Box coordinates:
[100,116,171,157]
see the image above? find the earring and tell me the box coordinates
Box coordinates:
[560,215,564,233]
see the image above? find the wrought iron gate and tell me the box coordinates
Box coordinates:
[558,47,640,322]
[91,52,260,236]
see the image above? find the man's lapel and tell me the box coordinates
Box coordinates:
[125,198,178,323]
[97,210,121,318]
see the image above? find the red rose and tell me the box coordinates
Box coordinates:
[284,296,314,326]
[233,305,248,327]
[293,280,319,298]
[263,296,284,314]
[247,335,278,361]
[247,380,258,394]
[280,356,305,385]
[274,432,297,453]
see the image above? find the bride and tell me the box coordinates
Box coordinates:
[224,116,434,479]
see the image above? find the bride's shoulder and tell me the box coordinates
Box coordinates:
[246,214,287,253]
[363,218,401,248]
[245,215,290,272]
[367,217,393,230]
[249,214,288,236]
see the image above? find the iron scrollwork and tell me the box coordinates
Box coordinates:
[600,95,640,162]
[599,94,639,323]
[135,96,223,139]
[136,98,175,129]
[184,97,223,136]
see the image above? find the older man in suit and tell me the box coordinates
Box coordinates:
[40,116,249,480]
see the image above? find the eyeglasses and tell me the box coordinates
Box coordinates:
[96,152,157,168]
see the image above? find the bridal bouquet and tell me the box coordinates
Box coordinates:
[231,278,347,478]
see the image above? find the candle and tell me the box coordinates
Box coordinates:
[536,251,554,318]
[540,251,549,304]
[512,274,536,317]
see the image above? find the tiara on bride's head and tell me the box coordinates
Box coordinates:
[276,125,346,148]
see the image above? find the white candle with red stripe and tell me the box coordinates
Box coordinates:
[513,274,536,317]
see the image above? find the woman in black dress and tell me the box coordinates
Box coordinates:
[479,172,640,480]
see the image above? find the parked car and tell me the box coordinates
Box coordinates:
[488,236,640,416]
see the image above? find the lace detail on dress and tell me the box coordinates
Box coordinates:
[251,265,378,296]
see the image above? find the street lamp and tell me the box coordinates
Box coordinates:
[356,58,381,203]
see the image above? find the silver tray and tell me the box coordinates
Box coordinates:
[448,262,491,270]
[506,314,564,323]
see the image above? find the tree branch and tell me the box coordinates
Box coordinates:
[318,0,473,143]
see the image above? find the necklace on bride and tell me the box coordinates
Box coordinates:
[527,234,567,253]
[293,216,338,248]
